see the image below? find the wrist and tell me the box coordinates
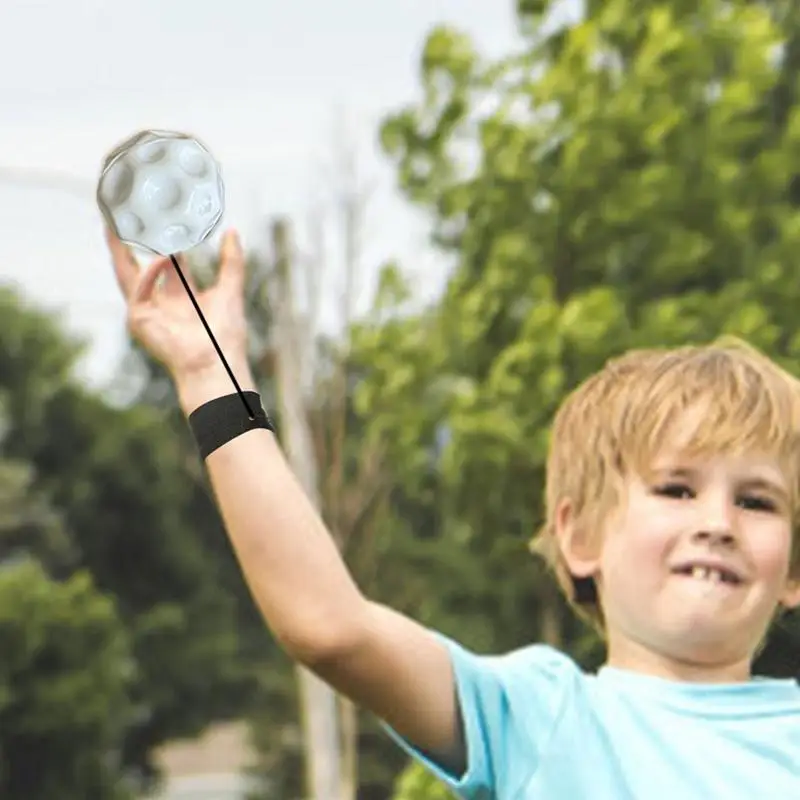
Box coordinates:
[175,361,257,414]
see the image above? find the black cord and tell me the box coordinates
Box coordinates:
[168,254,255,420]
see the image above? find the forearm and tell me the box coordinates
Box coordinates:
[176,364,367,662]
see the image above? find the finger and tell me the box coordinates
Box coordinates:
[162,254,197,299]
[218,228,246,290]
[105,227,140,298]
[132,257,173,306]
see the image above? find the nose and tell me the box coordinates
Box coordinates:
[692,528,736,547]
[692,493,738,547]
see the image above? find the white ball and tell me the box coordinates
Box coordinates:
[96,130,225,256]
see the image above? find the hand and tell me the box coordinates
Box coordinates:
[107,227,251,388]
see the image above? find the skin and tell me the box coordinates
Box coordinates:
[557,448,800,683]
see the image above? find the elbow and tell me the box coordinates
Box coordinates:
[277,603,370,668]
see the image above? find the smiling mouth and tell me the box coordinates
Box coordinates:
[671,565,743,586]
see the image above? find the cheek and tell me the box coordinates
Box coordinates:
[748,521,793,584]
[601,508,675,587]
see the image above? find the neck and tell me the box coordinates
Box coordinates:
[605,635,753,683]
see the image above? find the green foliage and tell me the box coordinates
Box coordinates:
[368,5,800,751]
[0,560,133,800]
[392,762,452,800]
[8,1,800,797]
[0,285,248,793]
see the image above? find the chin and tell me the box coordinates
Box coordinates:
[658,623,753,666]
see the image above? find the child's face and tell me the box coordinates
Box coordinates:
[573,449,800,679]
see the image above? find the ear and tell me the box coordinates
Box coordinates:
[554,498,601,580]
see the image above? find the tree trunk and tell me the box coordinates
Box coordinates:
[338,696,358,800]
[269,217,343,800]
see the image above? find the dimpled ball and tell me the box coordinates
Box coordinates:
[97,129,224,256]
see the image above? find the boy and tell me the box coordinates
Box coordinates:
[108,228,800,798]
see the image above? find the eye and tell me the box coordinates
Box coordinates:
[655,482,695,500]
[736,494,777,513]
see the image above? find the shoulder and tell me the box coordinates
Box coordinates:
[408,635,589,795]
[434,633,587,726]
[438,632,583,685]
[382,632,605,797]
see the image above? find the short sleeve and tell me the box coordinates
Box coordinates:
[381,632,579,798]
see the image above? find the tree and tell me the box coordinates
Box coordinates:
[0,561,133,800]
[0,285,247,793]
[370,0,800,651]
[0,371,135,798]
[0,390,133,799]
[0,455,74,576]
[360,1,800,790]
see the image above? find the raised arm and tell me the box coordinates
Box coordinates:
[108,228,466,774]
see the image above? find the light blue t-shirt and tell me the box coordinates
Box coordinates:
[383,634,800,799]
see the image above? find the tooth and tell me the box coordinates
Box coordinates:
[709,569,722,583]
[691,566,706,580]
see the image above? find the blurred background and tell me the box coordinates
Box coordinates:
[1,0,799,798]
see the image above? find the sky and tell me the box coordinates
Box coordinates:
[0,1,575,393]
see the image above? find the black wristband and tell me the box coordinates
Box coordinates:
[188,391,275,459]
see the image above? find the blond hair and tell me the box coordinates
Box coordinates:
[531,337,800,630]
